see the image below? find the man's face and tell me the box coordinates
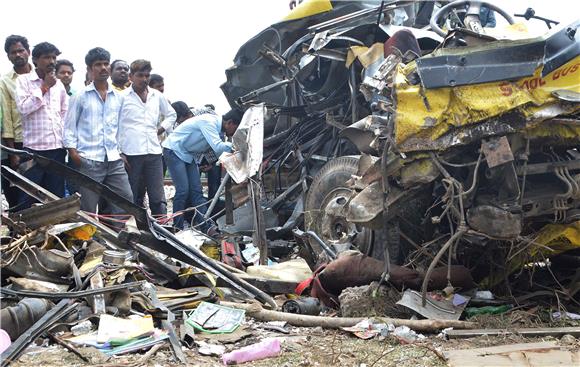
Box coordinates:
[150,81,164,93]
[56,64,74,86]
[7,42,30,68]
[34,53,57,75]
[111,61,129,85]
[89,60,110,83]
[130,70,150,91]
[224,120,239,138]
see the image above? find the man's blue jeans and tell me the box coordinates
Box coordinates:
[163,148,208,230]
[19,148,66,209]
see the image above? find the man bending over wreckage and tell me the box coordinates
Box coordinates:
[161,102,242,233]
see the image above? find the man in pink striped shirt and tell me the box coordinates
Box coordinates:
[15,41,68,207]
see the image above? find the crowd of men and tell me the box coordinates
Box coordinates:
[0,35,243,234]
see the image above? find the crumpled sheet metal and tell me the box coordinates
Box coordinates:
[393,55,580,150]
[219,104,265,184]
[346,43,383,68]
[345,181,383,224]
[346,182,408,225]
[339,115,387,154]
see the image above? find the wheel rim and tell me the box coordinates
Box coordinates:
[318,187,374,255]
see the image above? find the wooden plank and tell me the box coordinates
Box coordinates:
[444,341,580,367]
[447,327,580,339]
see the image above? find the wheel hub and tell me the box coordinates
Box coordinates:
[319,188,373,254]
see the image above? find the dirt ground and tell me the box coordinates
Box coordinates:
[12,321,580,367]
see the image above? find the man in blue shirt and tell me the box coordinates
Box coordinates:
[63,47,133,224]
[162,101,242,232]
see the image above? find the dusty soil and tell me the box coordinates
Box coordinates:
[12,323,579,367]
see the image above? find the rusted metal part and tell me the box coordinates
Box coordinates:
[467,205,522,239]
[8,194,81,230]
[396,115,525,153]
[481,136,514,168]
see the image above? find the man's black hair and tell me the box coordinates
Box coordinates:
[222,108,243,125]
[56,59,75,73]
[171,101,192,120]
[204,104,215,111]
[85,47,110,67]
[4,35,29,54]
[150,74,163,85]
[31,42,61,59]
[111,59,127,70]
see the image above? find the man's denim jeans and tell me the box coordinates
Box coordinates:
[163,148,209,230]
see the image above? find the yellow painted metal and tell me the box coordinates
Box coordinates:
[393,56,580,147]
[533,220,580,255]
[346,43,384,68]
[481,221,580,288]
[283,0,333,21]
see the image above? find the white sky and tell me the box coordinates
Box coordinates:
[0,1,576,114]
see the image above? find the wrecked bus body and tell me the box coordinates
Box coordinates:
[221,0,580,292]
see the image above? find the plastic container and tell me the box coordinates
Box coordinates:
[0,329,11,354]
[221,338,281,365]
[71,320,93,336]
[465,304,512,318]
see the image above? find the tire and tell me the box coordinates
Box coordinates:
[304,156,401,262]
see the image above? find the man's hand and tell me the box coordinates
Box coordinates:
[43,71,57,90]
[200,164,213,172]
[8,154,20,169]
[68,148,81,168]
[120,154,131,171]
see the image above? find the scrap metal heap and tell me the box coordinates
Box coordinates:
[221,0,580,302]
[1,0,579,365]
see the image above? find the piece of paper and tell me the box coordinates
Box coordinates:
[97,314,155,344]
[186,302,245,334]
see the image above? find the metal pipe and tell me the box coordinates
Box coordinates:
[293,229,337,260]
[204,173,230,220]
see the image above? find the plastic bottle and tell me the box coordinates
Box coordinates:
[221,338,281,365]
[465,304,512,318]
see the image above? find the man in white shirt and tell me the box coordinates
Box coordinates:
[118,59,176,216]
